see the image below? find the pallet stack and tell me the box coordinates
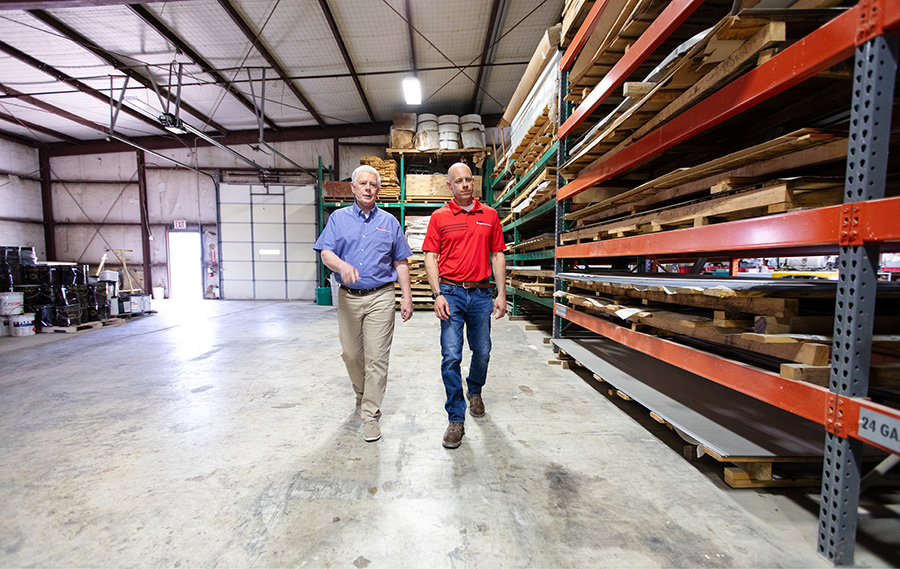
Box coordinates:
[360,156,401,200]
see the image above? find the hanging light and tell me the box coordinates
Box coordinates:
[403,77,421,105]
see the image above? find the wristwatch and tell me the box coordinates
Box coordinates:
[432,291,442,300]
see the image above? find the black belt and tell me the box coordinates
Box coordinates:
[440,278,495,289]
[340,282,393,296]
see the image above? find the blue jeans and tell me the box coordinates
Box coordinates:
[439,283,493,422]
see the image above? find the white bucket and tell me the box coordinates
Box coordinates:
[439,132,460,150]
[437,114,459,126]
[152,286,164,300]
[415,130,440,151]
[461,130,486,148]
[98,270,118,283]
[0,292,24,315]
[9,313,35,337]
[460,113,482,130]
[416,113,437,125]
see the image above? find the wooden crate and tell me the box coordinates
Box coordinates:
[405,174,482,200]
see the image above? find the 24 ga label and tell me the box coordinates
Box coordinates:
[858,408,900,454]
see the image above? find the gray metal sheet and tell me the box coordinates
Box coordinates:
[558,271,900,294]
[552,337,826,459]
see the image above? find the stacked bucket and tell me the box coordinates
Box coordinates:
[415,113,439,151]
[0,246,38,336]
[411,113,486,151]
[0,246,111,335]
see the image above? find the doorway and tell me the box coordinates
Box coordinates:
[168,231,202,301]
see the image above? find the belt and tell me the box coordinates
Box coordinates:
[440,278,495,289]
[340,282,393,296]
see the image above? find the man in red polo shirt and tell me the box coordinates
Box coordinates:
[423,162,507,449]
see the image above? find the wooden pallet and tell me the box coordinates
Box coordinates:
[561,177,843,243]
[40,317,125,334]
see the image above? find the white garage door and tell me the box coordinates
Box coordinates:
[218,183,317,300]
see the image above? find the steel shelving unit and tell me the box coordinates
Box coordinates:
[554,1,900,564]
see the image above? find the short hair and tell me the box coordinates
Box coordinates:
[352,165,381,186]
[447,162,471,181]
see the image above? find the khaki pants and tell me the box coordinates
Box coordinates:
[337,285,396,421]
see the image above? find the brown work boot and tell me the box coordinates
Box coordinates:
[442,422,465,449]
[467,393,485,418]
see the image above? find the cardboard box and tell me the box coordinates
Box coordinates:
[390,127,414,149]
[393,112,417,131]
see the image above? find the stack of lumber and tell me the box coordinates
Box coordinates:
[564,14,798,173]
[395,253,433,309]
[556,273,900,388]
[561,0,595,47]
[360,156,401,200]
[508,267,555,297]
[509,106,558,176]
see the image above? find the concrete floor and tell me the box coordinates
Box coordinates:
[1,300,898,568]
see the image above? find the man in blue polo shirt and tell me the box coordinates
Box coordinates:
[314,165,413,442]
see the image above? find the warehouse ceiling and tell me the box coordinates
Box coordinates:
[0,0,564,153]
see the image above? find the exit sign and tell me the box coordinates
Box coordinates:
[173,220,187,229]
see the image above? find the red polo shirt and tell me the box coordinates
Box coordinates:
[422,198,506,282]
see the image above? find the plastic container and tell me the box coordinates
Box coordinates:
[439,132,460,150]
[316,286,332,306]
[0,291,24,315]
[9,313,35,336]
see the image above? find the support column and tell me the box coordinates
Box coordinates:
[553,61,570,342]
[818,32,898,566]
[136,150,153,293]
[38,149,56,260]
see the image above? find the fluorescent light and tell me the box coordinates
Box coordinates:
[259,249,281,256]
[403,77,421,105]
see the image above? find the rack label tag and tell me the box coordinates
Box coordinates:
[555,304,567,318]
[858,408,900,454]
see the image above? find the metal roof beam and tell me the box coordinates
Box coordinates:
[46,121,393,156]
[27,9,230,134]
[470,0,504,113]
[0,0,183,9]
[404,0,417,72]
[0,42,163,133]
[127,4,280,131]
[216,0,326,127]
[0,129,39,147]
[316,0,375,123]
[0,111,81,144]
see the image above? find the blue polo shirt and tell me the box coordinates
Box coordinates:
[313,203,413,289]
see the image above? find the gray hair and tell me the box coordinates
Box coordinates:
[352,165,381,186]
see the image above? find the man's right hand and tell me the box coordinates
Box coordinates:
[340,262,360,284]
[433,294,450,320]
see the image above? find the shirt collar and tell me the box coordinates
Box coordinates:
[351,201,379,219]
[448,198,482,215]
